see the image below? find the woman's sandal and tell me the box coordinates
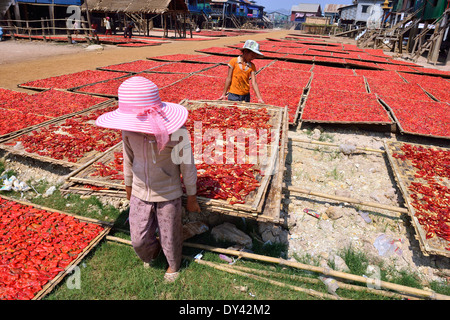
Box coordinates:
[163,271,180,283]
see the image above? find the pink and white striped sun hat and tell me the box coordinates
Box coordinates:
[96,76,188,150]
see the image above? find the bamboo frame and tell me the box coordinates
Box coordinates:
[105,235,448,300]
[33,226,110,300]
[179,100,283,215]
[74,72,193,99]
[184,255,343,300]
[66,141,124,189]
[284,185,408,215]
[0,194,112,300]
[298,86,396,131]
[256,106,288,224]
[96,60,171,73]
[0,100,119,169]
[18,71,132,92]
[384,140,450,258]
[182,242,450,300]
[0,97,114,145]
[62,100,286,223]
[378,98,450,140]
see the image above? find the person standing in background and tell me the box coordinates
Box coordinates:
[104,17,112,36]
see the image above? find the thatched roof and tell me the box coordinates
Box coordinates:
[84,0,188,14]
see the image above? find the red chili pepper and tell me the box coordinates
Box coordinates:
[394,143,450,249]
[0,196,104,300]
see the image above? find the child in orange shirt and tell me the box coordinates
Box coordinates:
[218,40,264,103]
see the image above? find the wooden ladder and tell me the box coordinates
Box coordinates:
[230,14,241,29]
[369,8,421,52]
[409,8,450,63]
[357,28,381,47]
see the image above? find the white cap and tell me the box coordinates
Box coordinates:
[242,40,263,56]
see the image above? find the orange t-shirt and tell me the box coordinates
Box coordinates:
[228,57,256,95]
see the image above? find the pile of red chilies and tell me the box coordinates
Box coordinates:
[393,144,450,249]
[185,104,273,204]
[0,197,104,300]
[90,152,124,181]
[17,106,121,163]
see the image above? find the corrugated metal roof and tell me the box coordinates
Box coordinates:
[323,4,347,13]
[337,4,356,11]
[291,3,321,13]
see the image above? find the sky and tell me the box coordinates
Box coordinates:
[254,0,354,13]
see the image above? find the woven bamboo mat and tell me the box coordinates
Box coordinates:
[385,140,450,258]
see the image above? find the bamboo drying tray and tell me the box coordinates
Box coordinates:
[188,100,286,221]
[62,100,285,222]
[0,97,114,144]
[96,60,171,73]
[143,62,219,75]
[385,140,450,258]
[66,142,125,190]
[379,98,450,140]
[257,106,288,224]
[73,72,192,99]
[298,89,396,132]
[0,100,120,169]
[147,55,201,62]
[0,194,112,300]
[18,71,131,92]
[0,92,114,144]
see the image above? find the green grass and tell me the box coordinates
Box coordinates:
[46,243,315,300]
[0,159,449,300]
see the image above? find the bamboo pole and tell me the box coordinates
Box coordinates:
[284,185,409,214]
[182,242,450,300]
[228,264,420,300]
[183,255,343,300]
[105,236,449,300]
[289,136,385,154]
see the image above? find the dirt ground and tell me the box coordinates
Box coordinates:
[0,29,292,91]
[1,29,450,292]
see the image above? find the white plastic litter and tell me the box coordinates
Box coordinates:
[319,276,339,295]
[0,175,30,192]
[339,144,357,155]
[373,234,403,257]
[43,186,57,197]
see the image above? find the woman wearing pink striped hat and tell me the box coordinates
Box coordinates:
[96,76,201,283]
